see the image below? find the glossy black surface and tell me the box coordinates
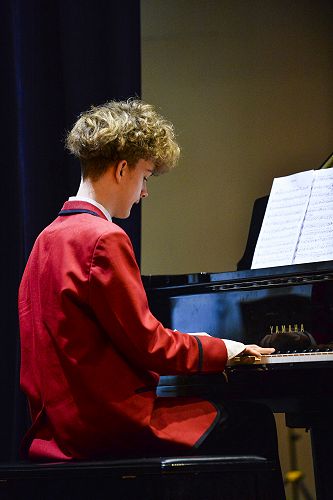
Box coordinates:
[142,260,333,348]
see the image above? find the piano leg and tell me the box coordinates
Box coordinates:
[286,409,332,500]
[310,415,333,500]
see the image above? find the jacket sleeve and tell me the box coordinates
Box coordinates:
[88,228,228,375]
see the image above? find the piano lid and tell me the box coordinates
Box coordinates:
[319,151,333,169]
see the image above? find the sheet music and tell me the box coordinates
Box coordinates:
[251,170,314,269]
[294,168,333,264]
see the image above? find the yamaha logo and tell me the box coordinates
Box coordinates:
[269,324,305,334]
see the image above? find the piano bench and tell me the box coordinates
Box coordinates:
[0,454,285,500]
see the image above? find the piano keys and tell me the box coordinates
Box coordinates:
[227,350,333,366]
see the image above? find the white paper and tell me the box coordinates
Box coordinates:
[293,168,333,264]
[251,170,314,269]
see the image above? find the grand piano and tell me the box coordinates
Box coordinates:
[142,153,333,500]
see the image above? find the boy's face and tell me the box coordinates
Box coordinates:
[115,159,154,219]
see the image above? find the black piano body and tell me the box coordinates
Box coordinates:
[142,261,333,500]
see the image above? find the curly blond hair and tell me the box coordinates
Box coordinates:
[66,99,180,179]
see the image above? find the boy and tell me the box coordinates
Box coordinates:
[19,99,275,461]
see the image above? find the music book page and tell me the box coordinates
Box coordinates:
[251,168,333,269]
[293,168,333,264]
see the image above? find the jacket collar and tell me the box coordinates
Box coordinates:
[60,200,109,221]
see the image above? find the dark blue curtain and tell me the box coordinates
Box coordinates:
[0,0,141,462]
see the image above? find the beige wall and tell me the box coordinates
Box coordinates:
[141,1,333,497]
[141,0,333,276]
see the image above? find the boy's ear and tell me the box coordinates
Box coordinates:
[115,160,128,182]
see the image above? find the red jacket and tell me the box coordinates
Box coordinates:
[19,200,228,461]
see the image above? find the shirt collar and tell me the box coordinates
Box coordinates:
[68,196,112,221]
